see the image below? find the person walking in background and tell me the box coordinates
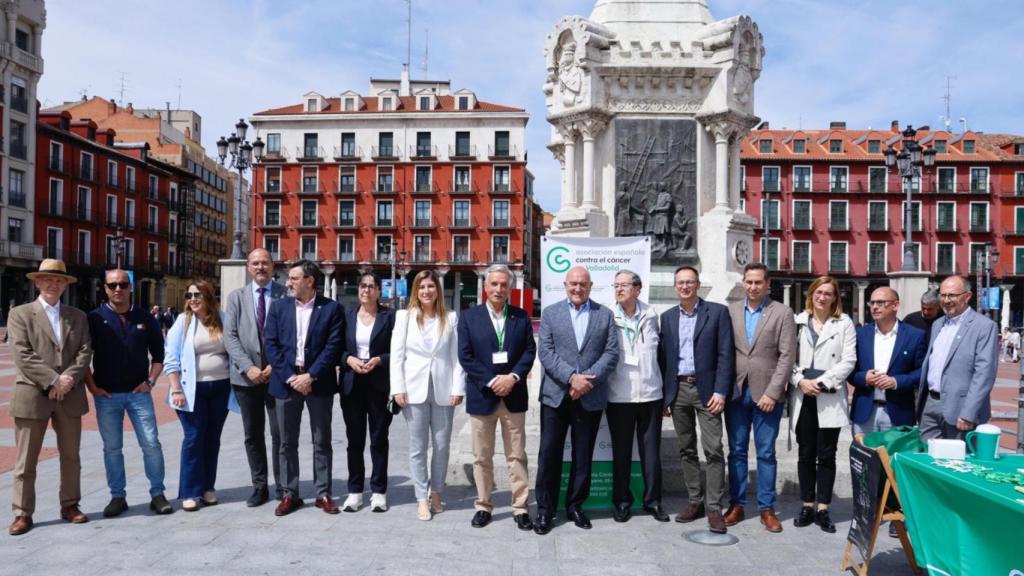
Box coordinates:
[339,272,395,513]
[87,269,172,518]
[223,248,286,507]
[790,276,856,534]
[903,289,943,334]
[391,270,464,521]
[164,280,236,512]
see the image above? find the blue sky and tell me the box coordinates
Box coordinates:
[39,1,1024,212]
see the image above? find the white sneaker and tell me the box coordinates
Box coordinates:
[182,498,200,512]
[370,493,388,512]
[342,493,363,512]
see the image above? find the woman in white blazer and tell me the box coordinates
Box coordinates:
[789,276,856,534]
[164,280,239,512]
[390,270,465,521]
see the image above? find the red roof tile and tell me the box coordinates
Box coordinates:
[253,95,524,116]
[742,128,1014,162]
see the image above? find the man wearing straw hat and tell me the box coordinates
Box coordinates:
[6,259,93,535]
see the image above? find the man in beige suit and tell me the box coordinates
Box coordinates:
[723,263,796,533]
[7,259,93,535]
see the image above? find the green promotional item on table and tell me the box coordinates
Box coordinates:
[862,425,925,455]
[965,423,1002,461]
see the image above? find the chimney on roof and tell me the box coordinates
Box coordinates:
[891,120,899,132]
[166,101,172,125]
[109,98,117,113]
[400,64,411,97]
[830,121,846,130]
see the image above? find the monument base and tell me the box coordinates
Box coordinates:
[550,208,609,237]
[697,206,755,305]
[888,271,931,320]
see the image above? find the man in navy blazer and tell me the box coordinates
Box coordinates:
[535,266,619,534]
[264,260,345,516]
[850,287,927,435]
[458,264,536,531]
[659,266,734,534]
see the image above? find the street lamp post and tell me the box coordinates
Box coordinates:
[216,119,265,260]
[114,225,125,270]
[884,126,936,272]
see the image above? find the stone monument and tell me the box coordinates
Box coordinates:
[544,0,764,304]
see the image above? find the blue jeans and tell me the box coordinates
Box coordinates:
[95,391,166,498]
[176,379,231,499]
[725,386,784,510]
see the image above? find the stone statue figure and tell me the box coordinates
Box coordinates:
[558,41,582,107]
[731,61,753,106]
[672,204,694,253]
[615,186,633,235]
[649,184,675,255]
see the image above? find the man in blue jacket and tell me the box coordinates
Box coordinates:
[850,287,926,435]
[458,264,536,531]
[264,260,345,516]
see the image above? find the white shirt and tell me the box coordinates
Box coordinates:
[251,281,271,322]
[420,316,438,351]
[38,296,61,346]
[294,296,315,367]
[873,321,899,401]
[926,308,970,392]
[355,315,373,360]
[485,301,519,388]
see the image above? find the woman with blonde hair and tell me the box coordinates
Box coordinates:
[164,280,237,511]
[390,270,465,520]
[789,276,855,533]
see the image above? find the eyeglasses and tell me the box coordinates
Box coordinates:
[939,292,967,300]
[184,292,203,301]
[105,281,131,290]
[868,300,895,307]
[358,283,377,291]
[612,283,638,290]
[675,280,698,287]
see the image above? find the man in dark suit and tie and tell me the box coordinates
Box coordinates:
[224,248,286,507]
[659,266,735,534]
[264,260,345,516]
[458,264,537,530]
[535,266,618,534]
[850,287,927,436]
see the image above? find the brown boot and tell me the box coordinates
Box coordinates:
[8,516,32,535]
[60,505,88,524]
[707,509,727,534]
[760,508,783,533]
[724,504,745,526]
[674,502,705,523]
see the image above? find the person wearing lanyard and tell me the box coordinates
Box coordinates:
[457,264,537,530]
[606,270,668,523]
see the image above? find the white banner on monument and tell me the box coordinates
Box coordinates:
[540,236,651,310]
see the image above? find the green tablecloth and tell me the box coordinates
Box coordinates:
[892,452,1024,576]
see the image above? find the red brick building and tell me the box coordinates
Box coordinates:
[741,121,1024,325]
[35,111,192,309]
[249,71,538,312]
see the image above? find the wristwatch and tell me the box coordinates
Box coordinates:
[145,379,155,387]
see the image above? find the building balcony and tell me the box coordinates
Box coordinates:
[867,220,888,232]
[936,222,957,233]
[333,216,360,230]
[410,145,438,160]
[295,216,325,230]
[969,223,990,233]
[488,218,517,230]
[125,219,137,232]
[298,181,326,196]
[48,157,65,173]
[449,144,477,160]
[40,203,65,218]
[409,217,438,230]
[762,182,781,193]
[67,251,92,267]
[410,180,441,195]
[792,259,812,274]
[337,181,363,195]
[79,167,94,182]
[828,261,848,274]
[260,148,289,162]
[487,145,520,161]
[447,250,477,265]
[262,181,286,195]
[450,181,478,195]
[448,217,476,230]
[144,222,164,236]
[487,251,512,265]
[257,216,285,230]
[0,240,43,260]
[411,249,439,264]
[828,221,849,232]
[371,146,399,161]
[72,205,93,222]
[867,262,888,275]
[290,249,325,262]
[487,182,515,195]
[935,263,960,276]
[44,246,64,261]
[296,146,325,162]
[333,145,362,161]
[371,219,398,229]
[372,182,397,195]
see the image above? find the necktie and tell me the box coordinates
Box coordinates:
[257,288,267,367]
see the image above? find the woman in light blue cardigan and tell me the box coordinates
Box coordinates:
[164,280,237,511]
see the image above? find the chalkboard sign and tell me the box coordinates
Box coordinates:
[847,440,883,561]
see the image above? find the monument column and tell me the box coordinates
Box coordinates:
[551,144,570,212]
[561,124,579,210]
[782,282,792,308]
[729,137,743,210]
[712,125,732,210]
[855,281,869,325]
[580,118,606,212]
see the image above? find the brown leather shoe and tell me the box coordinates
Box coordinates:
[274,495,303,517]
[707,509,727,534]
[760,508,783,533]
[60,505,89,524]
[315,495,340,515]
[674,502,705,523]
[724,504,745,526]
[8,516,32,536]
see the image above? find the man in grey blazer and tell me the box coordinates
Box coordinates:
[917,275,999,440]
[535,266,619,534]
[724,263,795,533]
[224,248,286,506]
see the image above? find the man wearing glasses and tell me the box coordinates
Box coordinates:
[224,248,286,506]
[917,276,999,440]
[850,287,927,436]
[85,270,172,518]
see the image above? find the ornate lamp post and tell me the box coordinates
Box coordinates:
[884,126,936,272]
[216,119,265,260]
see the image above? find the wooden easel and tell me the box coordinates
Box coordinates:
[842,439,921,575]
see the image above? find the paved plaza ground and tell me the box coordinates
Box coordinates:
[0,329,1017,575]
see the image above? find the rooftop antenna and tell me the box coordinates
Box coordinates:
[940,75,956,131]
[960,117,968,133]
[405,0,412,71]
[118,71,128,104]
[421,28,429,77]
[177,78,182,109]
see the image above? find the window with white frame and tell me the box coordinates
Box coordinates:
[494,166,510,192]
[760,199,780,230]
[375,235,392,261]
[376,200,393,226]
[792,200,812,230]
[867,242,887,273]
[414,200,431,226]
[759,238,780,270]
[829,242,848,273]
[937,167,956,193]
[792,166,810,192]
[969,202,989,232]
[338,200,355,227]
[77,230,90,265]
[868,167,887,193]
[902,201,923,232]
[301,200,318,226]
[48,178,63,216]
[300,236,317,260]
[936,243,956,275]
[337,236,355,261]
[454,166,471,191]
[936,201,956,232]
[492,236,510,263]
[792,241,811,273]
[126,166,136,191]
[125,198,136,228]
[493,200,510,227]
[970,167,989,193]
[829,166,848,192]
[264,200,281,226]
[762,166,781,192]
[413,235,431,262]
[452,235,470,262]
[264,235,280,260]
[49,142,63,171]
[867,201,887,231]
[108,160,118,187]
[148,205,159,233]
[1016,247,1024,275]
[829,200,848,231]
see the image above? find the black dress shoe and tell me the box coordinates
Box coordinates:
[103,497,128,518]
[471,510,492,528]
[567,508,592,529]
[533,515,553,535]
[643,505,670,522]
[794,505,815,527]
[514,513,533,531]
[247,487,270,508]
[613,503,632,523]
[815,509,836,533]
